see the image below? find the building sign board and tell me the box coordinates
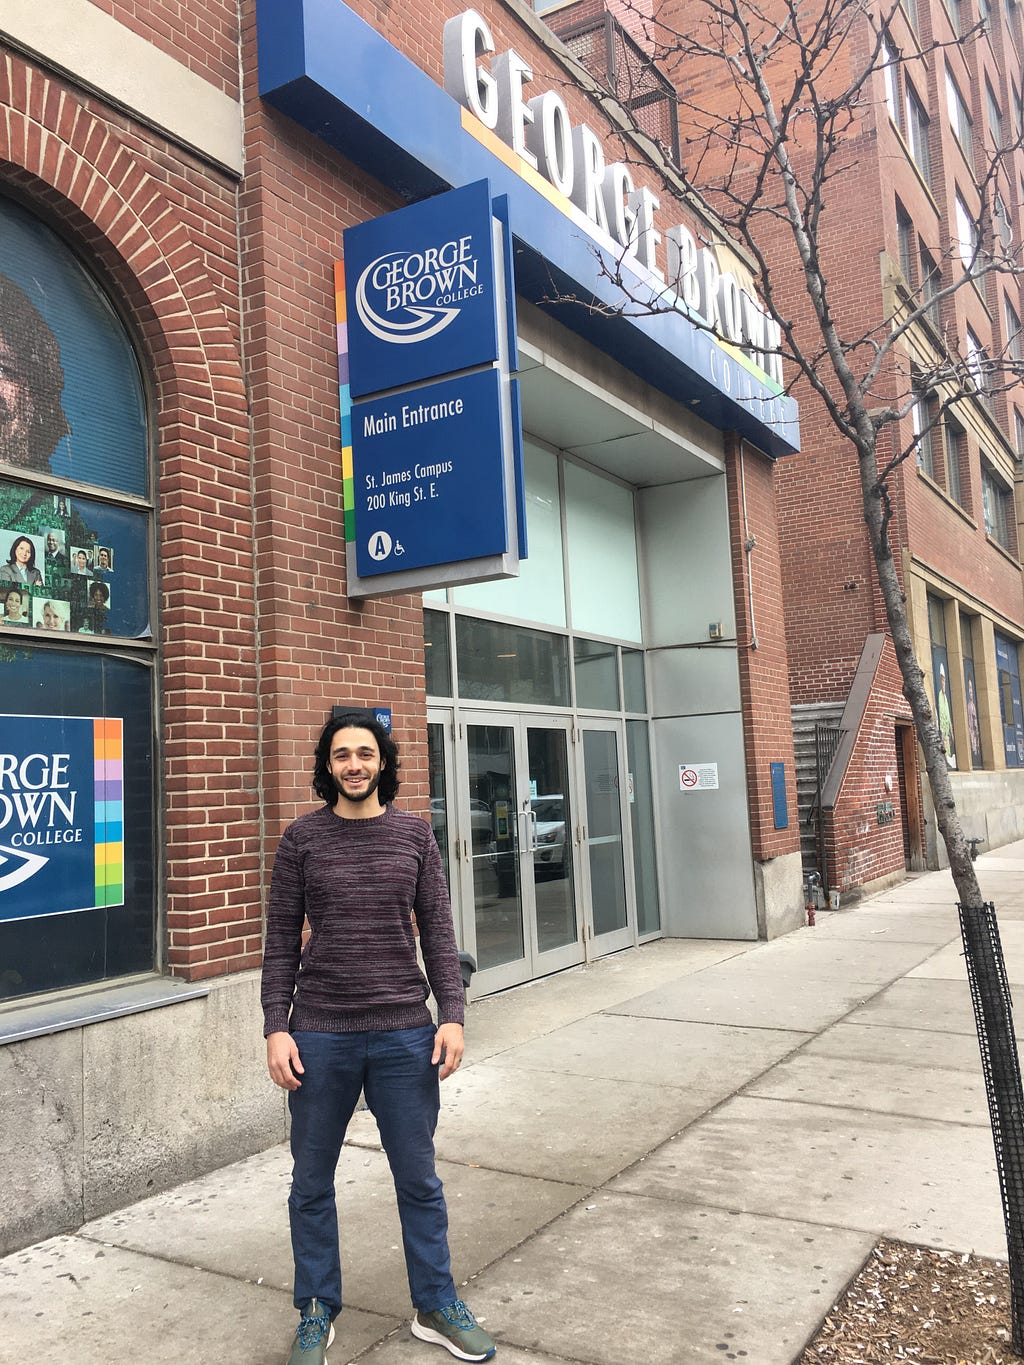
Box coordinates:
[0,715,124,922]
[352,369,507,577]
[344,181,499,396]
[256,0,800,459]
[339,181,522,596]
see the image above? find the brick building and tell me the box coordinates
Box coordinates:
[548,0,1024,894]
[1,0,802,1249]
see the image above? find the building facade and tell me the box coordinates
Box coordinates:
[0,0,802,1251]
[553,0,1024,893]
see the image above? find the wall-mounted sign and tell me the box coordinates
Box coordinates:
[679,762,719,791]
[338,181,523,598]
[257,0,800,458]
[0,715,124,922]
[344,181,499,396]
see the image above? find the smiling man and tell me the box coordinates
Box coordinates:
[261,712,496,1365]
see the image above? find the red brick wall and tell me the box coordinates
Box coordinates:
[725,434,801,862]
[239,6,432,847]
[822,639,917,891]
[86,0,240,98]
[0,47,260,980]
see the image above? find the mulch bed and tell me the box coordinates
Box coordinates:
[798,1239,1024,1364]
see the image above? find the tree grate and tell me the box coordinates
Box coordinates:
[958,901,1024,1353]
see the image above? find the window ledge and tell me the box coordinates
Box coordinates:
[0,974,210,1045]
[985,532,1021,567]
[915,466,976,524]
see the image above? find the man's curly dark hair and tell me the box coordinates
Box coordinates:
[0,274,71,470]
[312,712,401,806]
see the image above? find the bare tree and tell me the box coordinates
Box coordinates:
[551,0,1024,1334]
[559,0,1024,907]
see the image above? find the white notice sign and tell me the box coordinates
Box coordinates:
[679,762,719,792]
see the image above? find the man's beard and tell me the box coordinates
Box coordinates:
[333,771,381,804]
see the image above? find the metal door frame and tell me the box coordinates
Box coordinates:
[574,717,637,958]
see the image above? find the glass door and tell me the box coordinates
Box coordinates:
[426,707,461,941]
[458,712,583,994]
[577,720,635,956]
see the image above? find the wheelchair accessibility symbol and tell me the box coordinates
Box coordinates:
[367,531,405,562]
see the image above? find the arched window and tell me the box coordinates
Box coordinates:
[0,195,157,1002]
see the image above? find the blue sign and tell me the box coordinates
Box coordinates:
[0,714,124,922]
[344,181,499,399]
[352,369,507,578]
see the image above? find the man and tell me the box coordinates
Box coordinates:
[261,714,496,1365]
[0,274,71,473]
[44,530,66,569]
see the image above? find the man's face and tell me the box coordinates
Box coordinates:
[98,549,110,567]
[46,533,59,555]
[329,727,383,805]
[0,331,36,470]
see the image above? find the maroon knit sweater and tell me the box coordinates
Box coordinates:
[260,803,465,1037]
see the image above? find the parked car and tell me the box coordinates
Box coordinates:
[532,794,566,875]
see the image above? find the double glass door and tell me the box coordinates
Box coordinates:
[428,708,636,995]
[461,712,580,992]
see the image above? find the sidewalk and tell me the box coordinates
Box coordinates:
[4,847,1024,1365]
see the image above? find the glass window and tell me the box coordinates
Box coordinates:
[453,441,566,627]
[1015,408,1024,456]
[574,637,620,710]
[626,720,660,936]
[947,72,975,167]
[424,608,452,696]
[455,615,570,706]
[912,387,935,476]
[995,630,1024,767]
[896,200,914,283]
[956,195,979,271]
[982,463,1014,549]
[1006,297,1023,361]
[987,80,1004,147]
[622,648,647,712]
[905,85,931,183]
[0,195,156,1005]
[944,417,965,505]
[966,327,991,410]
[943,0,962,32]
[961,611,984,767]
[564,461,642,642]
[882,39,902,127]
[928,593,957,768]
[920,246,942,326]
[1,198,147,497]
[0,649,156,1000]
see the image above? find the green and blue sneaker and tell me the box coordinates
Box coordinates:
[287,1298,336,1364]
[411,1299,496,1361]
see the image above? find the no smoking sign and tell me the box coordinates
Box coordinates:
[679,762,719,792]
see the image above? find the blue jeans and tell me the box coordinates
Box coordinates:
[287,1026,456,1319]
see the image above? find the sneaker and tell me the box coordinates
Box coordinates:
[287,1298,336,1364]
[411,1300,496,1361]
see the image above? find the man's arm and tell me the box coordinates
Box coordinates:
[260,827,306,1040]
[414,825,467,1078]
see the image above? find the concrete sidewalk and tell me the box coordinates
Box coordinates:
[4,849,1024,1365]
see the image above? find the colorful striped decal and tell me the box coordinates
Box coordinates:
[334,260,356,545]
[93,717,124,907]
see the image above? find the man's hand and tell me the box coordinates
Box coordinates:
[432,1022,464,1080]
[267,1031,304,1090]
